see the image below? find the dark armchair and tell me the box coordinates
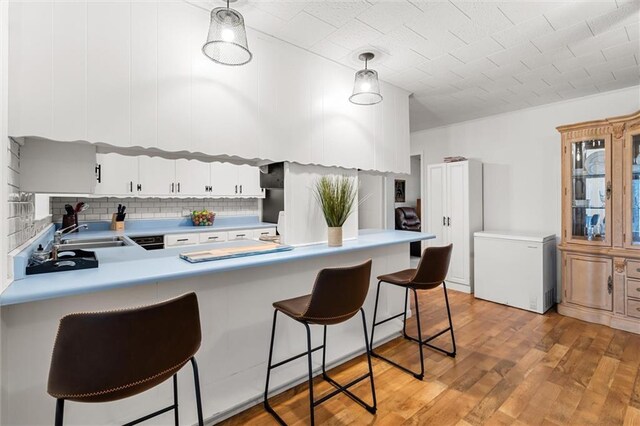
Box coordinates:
[395,207,422,257]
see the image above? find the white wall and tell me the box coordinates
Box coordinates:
[411,86,640,240]
[358,173,385,229]
[394,155,421,209]
[284,163,358,246]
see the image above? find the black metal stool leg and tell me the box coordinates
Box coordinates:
[412,288,425,380]
[369,280,383,348]
[361,308,377,413]
[443,282,457,356]
[304,322,315,426]
[263,310,286,425]
[370,281,425,380]
[173,374,179,426]
[55,399,64,426]
[190,358,204,426]
[321,325,328,379]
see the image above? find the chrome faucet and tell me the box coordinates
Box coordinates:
[51,224,89,259]
[53,224,89,245]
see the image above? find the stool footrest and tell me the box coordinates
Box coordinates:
[270,345,324,370]
[316,372,375,411]
[370,350,424,380]
[372,311,405,327]
[404,327,456,357]
[122,404,177,426]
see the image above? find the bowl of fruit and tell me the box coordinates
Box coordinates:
[191,210,215,226]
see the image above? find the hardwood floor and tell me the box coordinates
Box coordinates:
[218,290,640,426]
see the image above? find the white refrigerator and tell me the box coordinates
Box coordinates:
[474,231,557,314]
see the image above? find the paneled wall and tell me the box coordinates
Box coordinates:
[7,0,410,174]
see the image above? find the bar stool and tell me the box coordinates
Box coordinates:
[264,260,377,426]
[370,244,456,380]
[47,293,204,426]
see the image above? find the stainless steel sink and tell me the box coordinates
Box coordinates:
[60,236,132,250]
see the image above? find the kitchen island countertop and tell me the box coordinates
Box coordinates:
[2,229,434,306]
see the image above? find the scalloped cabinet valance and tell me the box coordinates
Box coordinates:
[7,1,410,174]
[557,110,640,334]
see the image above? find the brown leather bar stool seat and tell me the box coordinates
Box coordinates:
[264,260,377,426]
[47,293,205,426]
[370,244,456,380]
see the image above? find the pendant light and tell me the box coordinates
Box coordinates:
[202,0,252,66]
[349,52,382,105]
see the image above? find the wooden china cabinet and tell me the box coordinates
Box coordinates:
[558,110,640,334]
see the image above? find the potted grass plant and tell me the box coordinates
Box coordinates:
[313,175,357,247]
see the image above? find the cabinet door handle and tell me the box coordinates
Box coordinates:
[447,217,451,226]
[208,236,218,240]
[171,183,175,193]
[177,183,181,193]
[607,276,613,294]
[177,238,189,242]
[235,185,238,194]
[137,184,142,191]
[606,181,612,200]
[443,216,446,226]
[95,164,102,183]
[130,181,133,193]
[240,185,243,193]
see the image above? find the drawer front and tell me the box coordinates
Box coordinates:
[628,278,640,300]
[627,260,640,279]
[627,299,640,319]
[227,230,252,240]
[199,232,227,244]
[253,228,276,239]
[165,233,199,247]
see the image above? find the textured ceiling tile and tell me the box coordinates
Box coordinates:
[569,26,629,57]
[596,77,640,92]
[383,48,428,71]
[558,85,601,99]
[326,19,383,50]
[554,50,606,73]
[450,37,504,63]
[417,54,465,76]
[515,64,560,83]
[309,39,351,61]
[357,1,422,34]
[521,46,574,70]
[405,2,470,39]
[602,39,640,60]
[482,61,530,81]
[241,4,288,35]
[253,1,308,21]
[372,26,447,60]
[450,58,499,79]
[487,42,540,66]
[544,1,618,31]
[276,12,337,49]
[449,1,513,43]
[612,64,640,80]
[491,16,555,49]
[588,1,640,34]
[303,1,371,28]
[586,53,638,75]
[532,21,594,52]
[544,67,590,86]
[496,1,566,25]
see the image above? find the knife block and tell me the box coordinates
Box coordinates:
[110,214,125,231]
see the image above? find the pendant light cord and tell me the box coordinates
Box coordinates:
[364,57,368,70]
[226,0,230,9]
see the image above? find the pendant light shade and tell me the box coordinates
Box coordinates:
[202,1,252,66]
[349,53,382,106]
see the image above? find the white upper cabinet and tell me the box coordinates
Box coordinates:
[175,159,210,196]
[238,165,264,197]
[95,153,139,196]
[87,2,131,145]
[210,162,238,196]
[138,156,175,196]
[7,0,411,174]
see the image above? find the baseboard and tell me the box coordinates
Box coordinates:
[447,282,471,294]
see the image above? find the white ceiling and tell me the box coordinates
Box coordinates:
[196,0,640,131]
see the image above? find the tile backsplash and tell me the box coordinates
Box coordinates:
[51,197,260,223]
[7,139,51,252]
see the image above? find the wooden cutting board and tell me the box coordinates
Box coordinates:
[180,242,292,263]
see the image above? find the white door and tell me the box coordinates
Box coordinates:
[138,156,175,196]
[211,162,238,196]
[94,153,138,195]
[175,159,210,196]
[446,162,468,284]
[238,165,264,197]
[426,164,446,246]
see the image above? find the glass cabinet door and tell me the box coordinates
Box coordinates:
[629,133,640,245]
[569,138,609,244]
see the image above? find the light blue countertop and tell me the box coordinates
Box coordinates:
[2,229,434,307]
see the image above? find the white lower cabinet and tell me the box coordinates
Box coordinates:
[93,155,264,198]
[199,231,227,244]
[253,228,276,239]
[228,230,252,240]
[164,233,199,247]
